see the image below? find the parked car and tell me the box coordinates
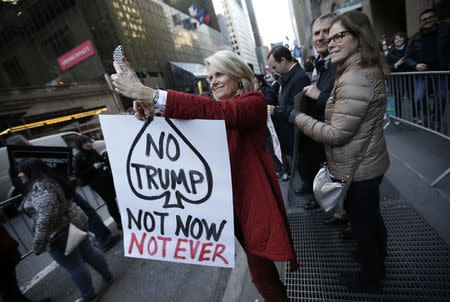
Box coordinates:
[0,131,106,203]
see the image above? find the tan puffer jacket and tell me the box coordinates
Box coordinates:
[293,53,389,182]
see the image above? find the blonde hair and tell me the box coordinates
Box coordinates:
[204,50,254,97]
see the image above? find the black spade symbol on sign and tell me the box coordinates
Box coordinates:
[126,118,213,209]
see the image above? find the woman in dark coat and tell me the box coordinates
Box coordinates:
[112,50,298,302]
[385,32,409,72]
[74,136,122,229]
[18,158,113,302]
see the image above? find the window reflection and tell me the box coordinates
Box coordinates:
[0,0,230,89]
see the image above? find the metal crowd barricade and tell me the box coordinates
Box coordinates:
[386,70,450,186]
[0,186,106,260]
[0,194,35,259]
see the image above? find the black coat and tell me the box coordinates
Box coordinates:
[74,149,112,190]
[273,63,310,155]
[308,58,335,121]
[385,47,409,72]
[405,22,450,70]
[260,85,278,106]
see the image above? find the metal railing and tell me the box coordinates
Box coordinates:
[0,186,106,259]
[0,194,34,259]
[386,70,450,186]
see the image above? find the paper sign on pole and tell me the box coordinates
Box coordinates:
[267,116,282,164]
[99,115,234,268]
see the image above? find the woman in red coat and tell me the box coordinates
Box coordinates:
[112,50,298,301]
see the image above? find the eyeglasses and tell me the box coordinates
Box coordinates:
[420,16,436,23]
[325,31,349,44]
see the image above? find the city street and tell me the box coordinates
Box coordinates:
[13,120,450,301]
[1,1,449,301]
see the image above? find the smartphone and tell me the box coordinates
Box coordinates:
[113,45,126,72]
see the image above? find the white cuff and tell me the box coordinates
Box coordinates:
[155,90,167,108]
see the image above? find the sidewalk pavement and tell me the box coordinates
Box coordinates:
[281,121,450,301]
[17,121,450,302]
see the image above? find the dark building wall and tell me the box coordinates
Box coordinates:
[0,0,229,90]
[0,0,104,88]
[364,0,406,41]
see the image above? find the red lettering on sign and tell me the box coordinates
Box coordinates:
[128,232,147,255]
[147,236,158,256]
[174,238,187,259]
[189,240,201,259]
[158,236,172,258]
[198,242,213,262]
[212,244,228,264]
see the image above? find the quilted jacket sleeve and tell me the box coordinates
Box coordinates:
[163,90,267,130]
[294,69,371,146]
[32,186,60,254]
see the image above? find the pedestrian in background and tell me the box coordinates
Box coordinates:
[6,134,121,252]
[267,46,311,183]
[385,32,409,72]
[254,74,284,177]
[112,50,299,302]
[290,10,390,292]
[0,224,51,302]
[295,13,335,211]
[18,158,114,302]
[385,32,410,118]
[74,135,122,230]
[405,8,449,125]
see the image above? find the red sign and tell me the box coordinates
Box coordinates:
[57,40,96,71]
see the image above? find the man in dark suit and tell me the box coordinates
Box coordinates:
[296,13,336,209]
[267,46,310,181]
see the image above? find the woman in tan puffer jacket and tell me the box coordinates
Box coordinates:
[291,11,390,293]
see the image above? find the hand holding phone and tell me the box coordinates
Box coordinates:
[113,45,127,73]
[111,45,155,100]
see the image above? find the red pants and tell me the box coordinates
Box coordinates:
[246,252,288,302]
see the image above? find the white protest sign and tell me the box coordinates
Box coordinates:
[99,115,234,268]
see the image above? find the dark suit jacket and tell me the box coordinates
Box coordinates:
[311,60,335,121]
[273,63,310,156]
[260,85,278,106]
[405,22,450,70]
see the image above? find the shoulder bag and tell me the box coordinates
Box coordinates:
[313,118,377,214]
[64,223,87,256]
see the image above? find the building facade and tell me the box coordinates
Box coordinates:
[0,0,231,140]
[289,0,449,61]
[213,0,260,74]
[244,0,267,75]
[289,0,344,60]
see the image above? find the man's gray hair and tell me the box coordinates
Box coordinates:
[313,12,336,29]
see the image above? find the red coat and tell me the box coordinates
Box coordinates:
[164,90,299,269]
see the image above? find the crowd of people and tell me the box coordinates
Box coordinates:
[381,8,449,123]
[1,7,448,302]
[110,8,396,298]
